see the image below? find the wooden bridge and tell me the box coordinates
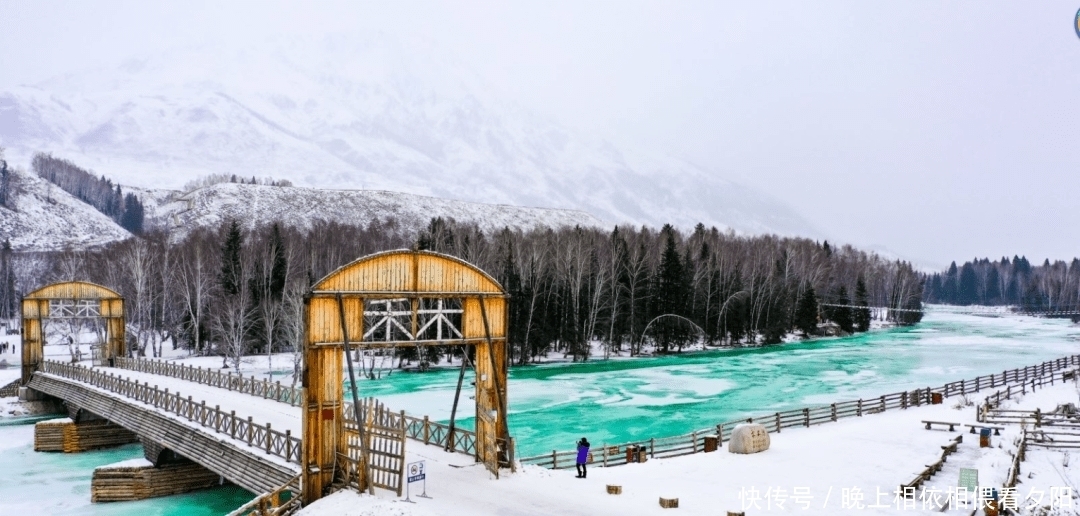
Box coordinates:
[18,250,515,512]
[25,355,486,510]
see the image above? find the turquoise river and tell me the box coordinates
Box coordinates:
[2,311,1078,512]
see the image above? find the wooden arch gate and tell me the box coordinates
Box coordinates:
[302,250,510,504]
[21,281,125,385]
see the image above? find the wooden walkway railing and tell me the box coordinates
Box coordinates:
[521,354,1080,470]
[899,435,963,496]
[39,360,302,465]
[228,475,302,516]
[112,357,481,457]
[0,379,18,397]
[113,358,304,406]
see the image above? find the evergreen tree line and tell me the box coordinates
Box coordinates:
[924,256,1080,312]
[17,217,924,374]
[31,153,145,234]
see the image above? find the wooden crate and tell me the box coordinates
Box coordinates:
[660,497,679,508]
[606,485,622,495]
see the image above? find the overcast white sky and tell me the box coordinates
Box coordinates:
[2,0,1080,268]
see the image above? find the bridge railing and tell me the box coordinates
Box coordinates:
[113,357,481,458]
[520,354,1080,470]
[39,360,302,465]
[113,357,304,406]
[227,475,301,516]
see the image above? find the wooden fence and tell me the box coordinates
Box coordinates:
[111,357,481,457]
[980,366,1079,421]
[342,398,407,496]
[39,360,302,465]
[521,354,1080,470]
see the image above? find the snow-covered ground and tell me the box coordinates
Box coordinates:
[298,381,1080,516]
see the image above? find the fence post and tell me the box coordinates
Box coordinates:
[775,412,781,433]
[266,423,272,453]
[603,443,608,466]
[650,438,655,458]
[858,399,862,416]
[231,411,237,439]
[247,416,254,446]
[552,450,558,469]
[831,403,837,422]
[423,416,431,445]
[286,430,292,461]
[693,431,698,452]
[803,408,809,427]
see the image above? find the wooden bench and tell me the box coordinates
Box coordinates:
[965,424,1004,436]
[922,420,960,431]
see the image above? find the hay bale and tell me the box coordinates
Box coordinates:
[728,423,770,454]
[659,497,679,508]
[606,485,622,495]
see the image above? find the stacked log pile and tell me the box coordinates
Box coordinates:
[34,418,138,452]
[92,460,222,502]
[33,417,72,451]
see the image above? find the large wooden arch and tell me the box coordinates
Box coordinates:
[21,281,125,385]
[302,250,510,504]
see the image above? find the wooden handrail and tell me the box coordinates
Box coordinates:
[38,360,302,465]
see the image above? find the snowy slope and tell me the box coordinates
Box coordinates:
[0,168,131,251]
[0,34,819,237]
[133,182,604,236]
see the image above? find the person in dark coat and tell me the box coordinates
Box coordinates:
[576,437,590,478]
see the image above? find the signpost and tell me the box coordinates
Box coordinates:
[404,461,430,502]
[958,467,979,504]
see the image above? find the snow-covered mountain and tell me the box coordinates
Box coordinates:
[0,168,132,251]
[133,182,603,237]
[0,34,819,238]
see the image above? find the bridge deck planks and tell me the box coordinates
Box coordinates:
[28,373,297,494]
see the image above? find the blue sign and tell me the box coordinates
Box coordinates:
[407,461,426,483]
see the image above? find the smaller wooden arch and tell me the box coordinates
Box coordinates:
[302,250,510,504]
[21,281,125,385]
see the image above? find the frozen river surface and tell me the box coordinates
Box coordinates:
[2,310,1078,513]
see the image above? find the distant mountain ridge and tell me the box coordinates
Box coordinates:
[0,34,820,239]
[133,181,605,238]
[0,169,604,251]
